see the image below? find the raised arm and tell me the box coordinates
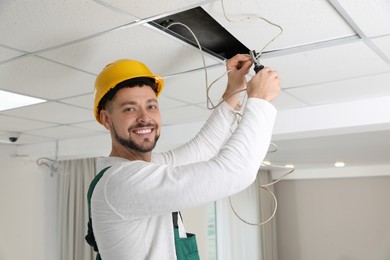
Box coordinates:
[153,54,254,165]
[103,64,281,216]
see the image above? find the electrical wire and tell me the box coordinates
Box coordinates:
[268,142,278,153]
[228,163,294,226]
[216,0,290,227]
[259,163,295,187]
[206,0,284,110]
[164,1,289,227]
[220,0,284,60]
[164,22,248,115]
[229,185,277,226]
[164,22,215,110]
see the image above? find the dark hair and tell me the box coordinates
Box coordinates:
[98,77,157,113]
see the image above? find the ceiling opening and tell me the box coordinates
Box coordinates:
[149,7,250,60]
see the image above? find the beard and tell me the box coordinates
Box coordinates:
[113,124,160,153]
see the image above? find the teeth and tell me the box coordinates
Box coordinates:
[135,129,152,134]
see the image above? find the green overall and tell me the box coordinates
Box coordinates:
[85,167,200,260]
[174,227,200,260]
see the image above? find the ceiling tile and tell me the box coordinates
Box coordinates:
[0,46,25,63]
[98,0,211,19]
[285,72,390,105]
[40,24,221,77]
[163,63,309,111]
[272,91,308,111]
[337,0,390,37]
[26,125,97,139]
[202,0,355,52]
[60,93,94,109]
[161,105,211,126]
[0,0,132,52]
[372,36,390,59]
[0,56,95,100]
[197,90,309,112]
[2,102,93,124]
[71,121,107,132]
[162,64,227,105]
[157,96,189,110]
[0,114,57,132]
[262,41,390,88]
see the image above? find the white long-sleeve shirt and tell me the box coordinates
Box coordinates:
[92,98,277,260]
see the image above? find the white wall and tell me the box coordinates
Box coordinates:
[274,167,390,260]
[0,145,58,260]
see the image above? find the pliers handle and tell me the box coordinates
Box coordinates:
[250,50,264,73]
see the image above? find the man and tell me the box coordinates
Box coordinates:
[88,54,280,259]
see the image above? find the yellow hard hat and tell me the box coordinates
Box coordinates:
[94,59,164,124]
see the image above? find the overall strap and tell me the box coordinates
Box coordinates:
[85,166,111,260]
[87,166,111,217]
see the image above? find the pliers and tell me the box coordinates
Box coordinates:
[250,50,264,73]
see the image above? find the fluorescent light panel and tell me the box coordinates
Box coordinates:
[0,90,46,111]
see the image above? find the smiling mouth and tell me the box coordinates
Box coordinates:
[134,128,152,135]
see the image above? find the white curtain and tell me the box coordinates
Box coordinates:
[57,158,97,260]
[258,170,278,260]
[216,170,278,260]
[216,175,262,260]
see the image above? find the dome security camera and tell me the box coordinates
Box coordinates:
[8,132,20,143]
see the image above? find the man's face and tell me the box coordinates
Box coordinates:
[103,86,161,153]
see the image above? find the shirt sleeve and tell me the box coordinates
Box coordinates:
[152,101,237,166]
[103,98,277,218]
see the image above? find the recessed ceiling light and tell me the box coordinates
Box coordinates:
[334,161,345,167]
[0,90,46,111]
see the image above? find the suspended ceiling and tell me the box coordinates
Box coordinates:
[0,0,390,172]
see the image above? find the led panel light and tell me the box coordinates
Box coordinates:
[0,90,46,111]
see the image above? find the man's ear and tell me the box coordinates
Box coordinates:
[100,110,113,131]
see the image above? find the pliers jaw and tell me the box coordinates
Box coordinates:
[250,50,264,73]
